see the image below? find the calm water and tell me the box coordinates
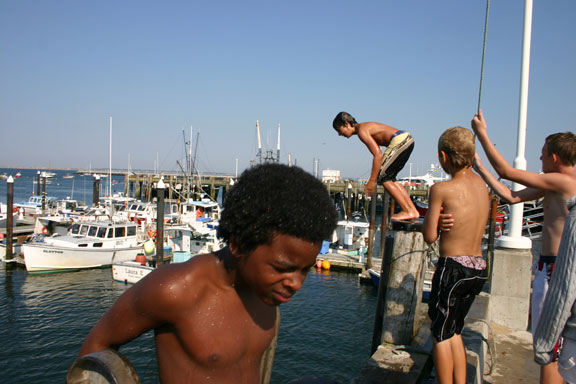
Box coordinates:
[1,168,380,384]
[0,266,378,384]
[0,168,126,205]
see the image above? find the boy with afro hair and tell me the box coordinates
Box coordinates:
[77,163,337,384]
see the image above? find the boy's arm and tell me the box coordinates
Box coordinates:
[472,110,573,194]
[357,128,382,195]
[422,184,443,244]
[474,155,544,204]
[79,273,173,356]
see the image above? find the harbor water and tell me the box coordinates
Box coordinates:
[0,168,379,383]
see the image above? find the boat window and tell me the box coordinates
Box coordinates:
[87,226,98,237]
[93,243,103,248]
[107,229,114,238]
[127,226,136,236]
[80,225,89,236]
[97,227,107,238]
[70,224,81,235]
[115,227,126,238]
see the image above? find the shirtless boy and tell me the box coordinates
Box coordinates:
[332,111,419,221]
[472,109,576,384]
[423,126,489,384]
[76,163,338,384]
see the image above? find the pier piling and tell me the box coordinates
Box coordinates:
[5,176,14,261]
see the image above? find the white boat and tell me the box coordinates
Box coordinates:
[333,207,370,252]
[0,242,24,263]
[112,259,154,284]
[14,195,58,217]
[0,204,18,228]
[112,224,223,284]
[170,197,221,231]
[22,221,144,273]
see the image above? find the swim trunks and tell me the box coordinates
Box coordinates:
[377,131,414,183]
[428,256,487,342]
[532,255,556,335]
[532,255,561,361]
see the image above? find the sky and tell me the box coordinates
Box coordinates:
[1,1,574,181]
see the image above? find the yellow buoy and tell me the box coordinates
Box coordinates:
[321,260,331,270]
[143,240,155,256]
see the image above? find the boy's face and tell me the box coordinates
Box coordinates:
[236,234,320,306]
[540,144,554,173]
[335,122,353,138]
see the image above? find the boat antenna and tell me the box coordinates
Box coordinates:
[477,0,491,114]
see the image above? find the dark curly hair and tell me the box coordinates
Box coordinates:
[217,163,338,255]
[332,111,357,130]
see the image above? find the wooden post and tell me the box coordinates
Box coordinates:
[380,221,427,345]
[124,174,129,196]
[5,176,14,261]
[346,182,352,219]
[147,176,153,202]
[93,175,100,207]
[366,194,377,270]
[41,174,47,214]
[379,192,390,259]
[486,194,498,283]
[36,171,41,196]
[371,234,395,354]
[155,178,165,267]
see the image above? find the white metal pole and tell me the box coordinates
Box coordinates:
[497,0,533,249]
[109,116,112,200]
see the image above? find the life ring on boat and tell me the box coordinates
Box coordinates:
[41,226,48,235]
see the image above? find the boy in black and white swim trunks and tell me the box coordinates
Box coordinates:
[422,126,489,383]
[332,111,419,221]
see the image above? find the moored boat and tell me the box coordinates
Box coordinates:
[22,221,144,273]
[112,224,223,284]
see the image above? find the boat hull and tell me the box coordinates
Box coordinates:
[112,261,154,284]
[22,244,142,273]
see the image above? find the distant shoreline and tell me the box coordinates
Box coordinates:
[0,166,79,171]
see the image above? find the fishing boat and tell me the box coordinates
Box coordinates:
[0,204,19,228]
[112,224,223,284]
[14,195,58,217]
[170,197,221,230]
[22,221,144,273]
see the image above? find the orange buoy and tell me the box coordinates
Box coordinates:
[135,254,147,266]
[321,260,331,270]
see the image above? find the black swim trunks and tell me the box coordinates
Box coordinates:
[377,131,414,183]
[428,256,487,342]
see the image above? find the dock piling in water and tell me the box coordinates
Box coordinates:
[5,176,14,261]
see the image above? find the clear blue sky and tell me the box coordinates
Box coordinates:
[1,1,574,180]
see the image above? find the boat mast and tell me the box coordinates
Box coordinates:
[188,125,193,200]
[256,120,262,164]
[109,116,113,217]
[276,123,281,163]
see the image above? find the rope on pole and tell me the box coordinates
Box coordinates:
[477,0,491,113]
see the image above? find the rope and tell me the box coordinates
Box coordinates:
[477,0,491,113]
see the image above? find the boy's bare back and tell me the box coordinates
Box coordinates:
[356,121,399,149]
[423,169,489,257]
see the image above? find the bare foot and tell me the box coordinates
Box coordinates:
[391,211,418,221]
